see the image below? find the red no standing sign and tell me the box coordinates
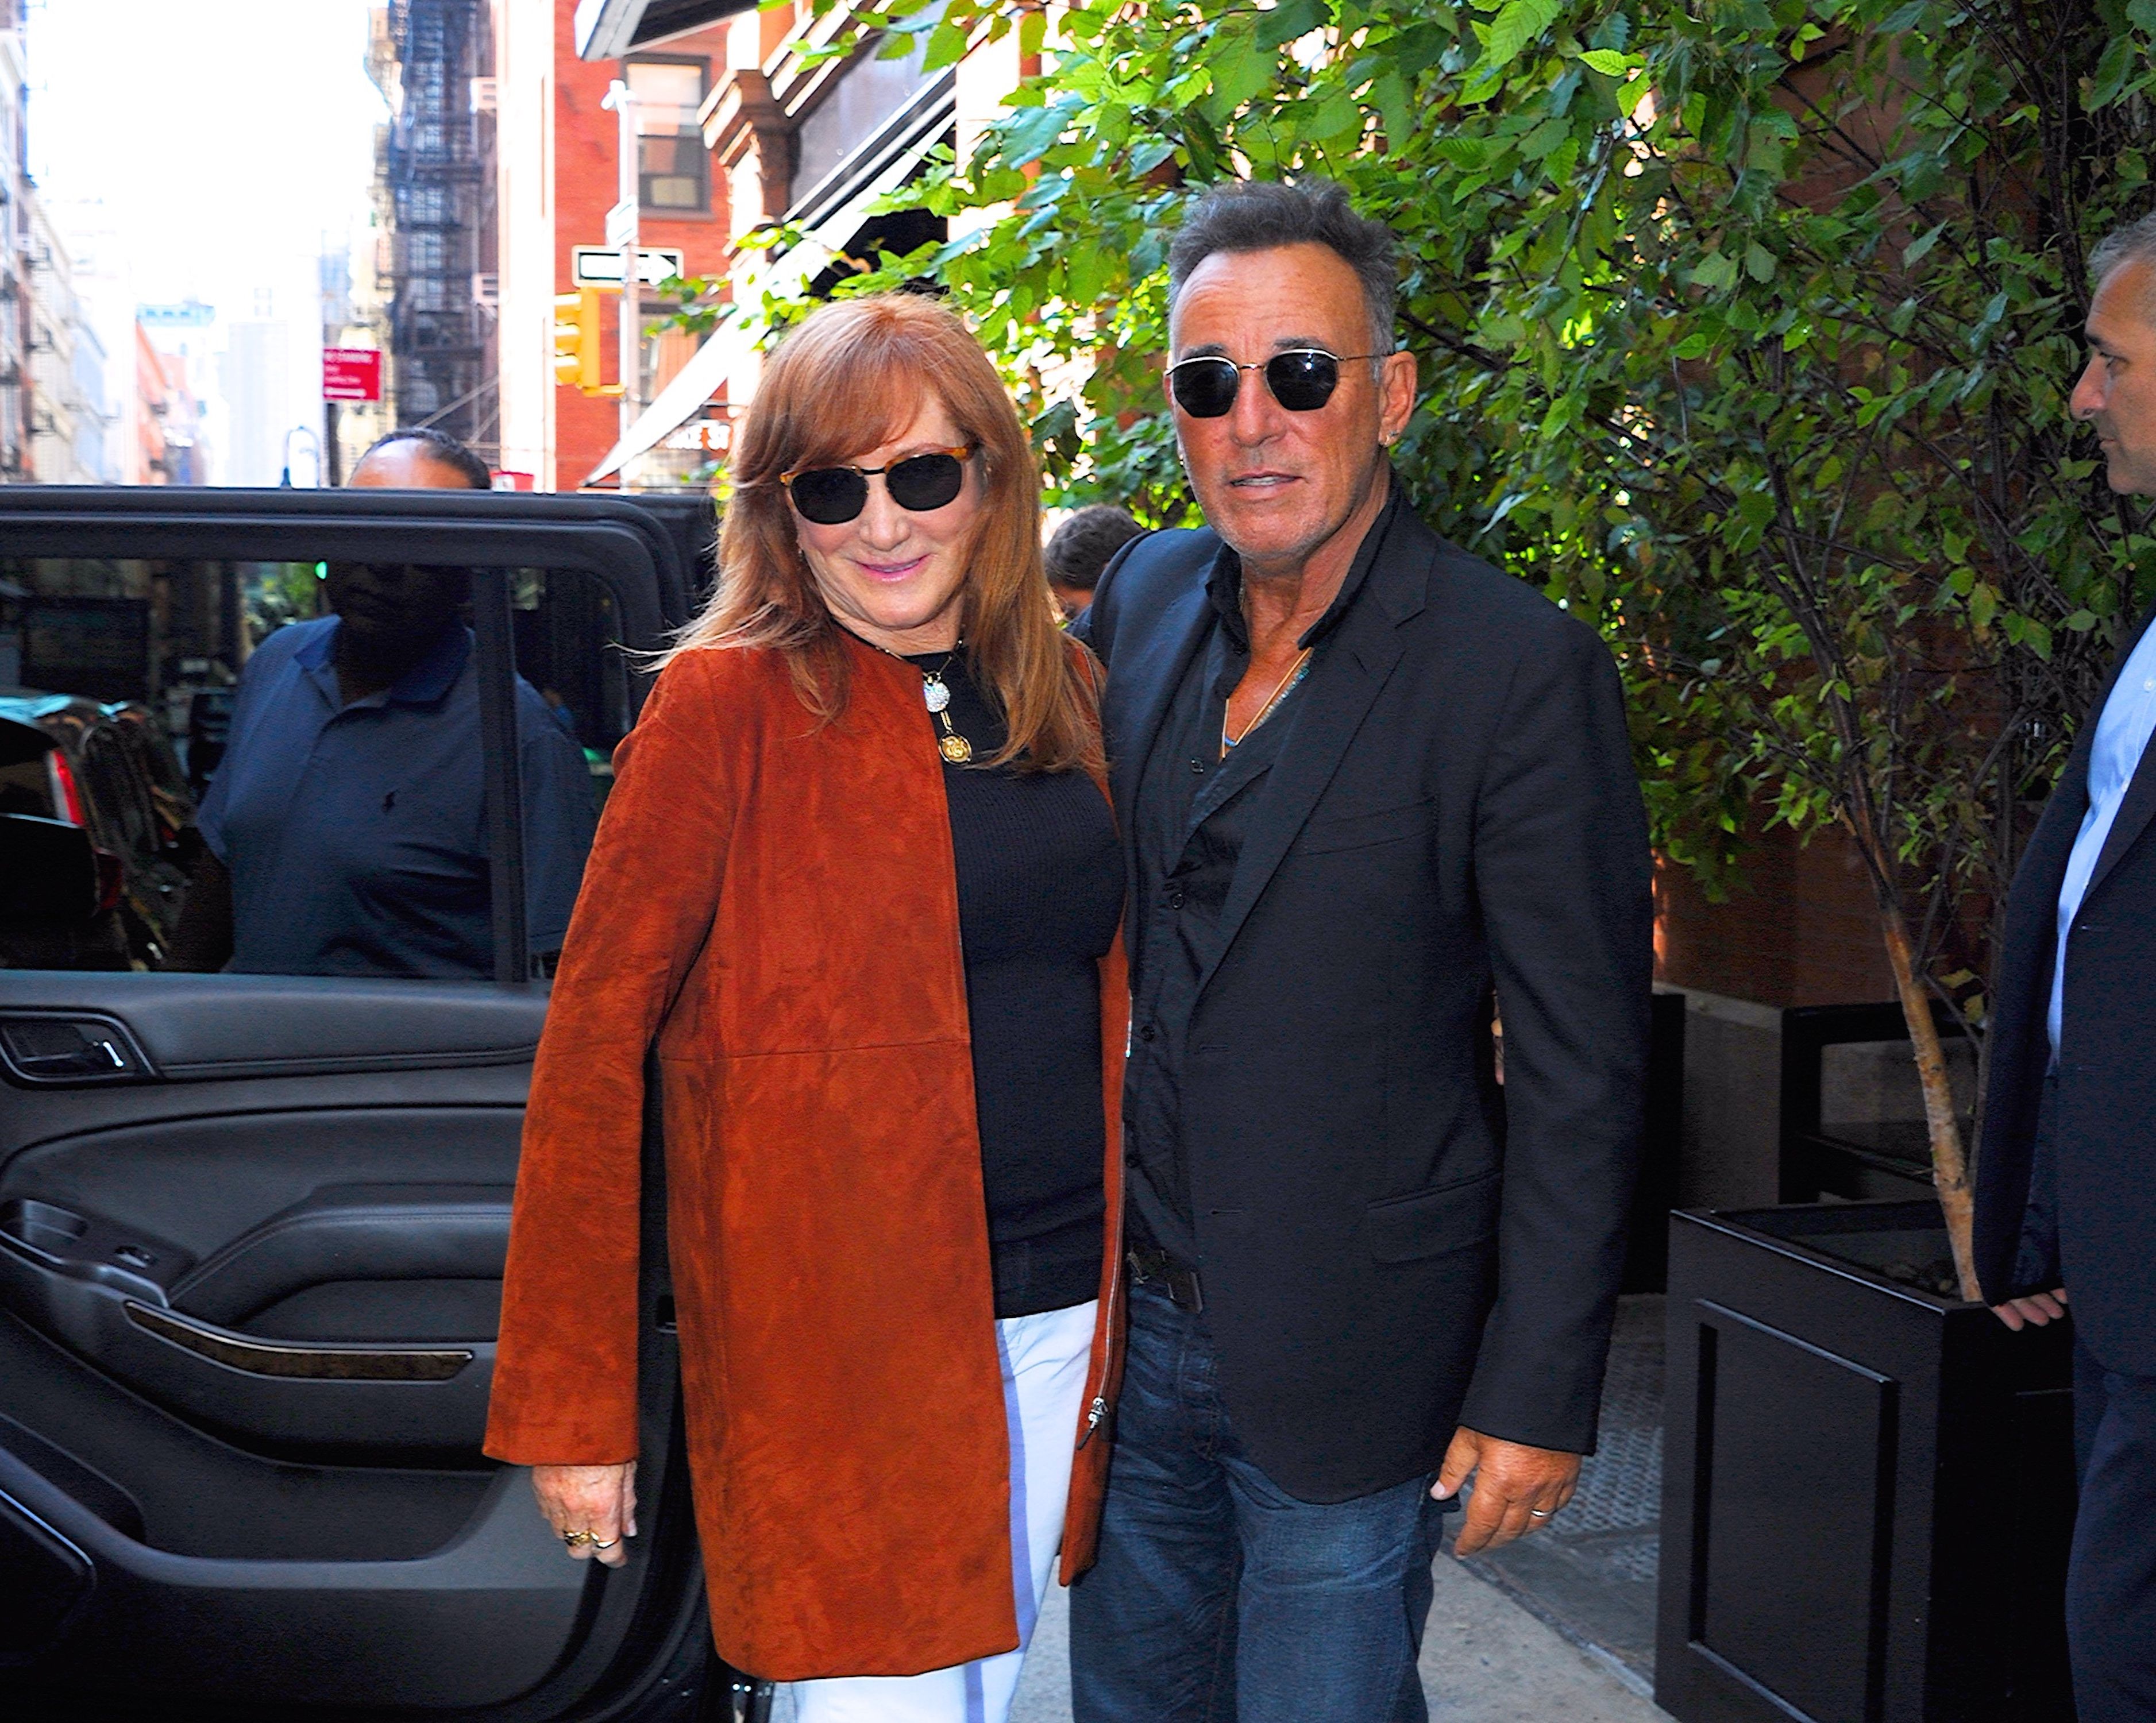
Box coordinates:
[322,348,384,403]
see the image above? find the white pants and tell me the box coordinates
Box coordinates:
[784,1299,1098,1723]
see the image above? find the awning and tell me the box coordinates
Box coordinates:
[583,71,956,486]
[574,0,757,59]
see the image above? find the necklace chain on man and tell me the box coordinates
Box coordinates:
[1222,646,1314,757]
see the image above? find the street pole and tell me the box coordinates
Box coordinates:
[602,80,641,452]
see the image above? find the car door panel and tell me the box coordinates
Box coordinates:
[0,1440,580,1707]
[0,972,548,1081]
[0,491,706,1720]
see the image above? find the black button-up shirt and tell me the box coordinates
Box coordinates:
[1124,485,1403,1263]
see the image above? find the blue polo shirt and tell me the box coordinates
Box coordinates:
[196,617,597,978]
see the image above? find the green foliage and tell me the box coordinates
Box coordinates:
[760,0,2156,1023]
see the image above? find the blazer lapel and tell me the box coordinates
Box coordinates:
[2083,606,2156,898]
[1193,526,1431,998]
[1107,578,1214,858]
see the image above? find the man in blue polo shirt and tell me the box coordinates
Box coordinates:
[172,430,595,978]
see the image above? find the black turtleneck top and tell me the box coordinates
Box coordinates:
[900,644,1124,1316]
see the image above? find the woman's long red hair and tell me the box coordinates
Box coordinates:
[661,293,1101,776]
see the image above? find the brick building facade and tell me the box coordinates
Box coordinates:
[494,0,740,491]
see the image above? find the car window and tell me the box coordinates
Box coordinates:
[508,565,633,822]
[0,555,618,978]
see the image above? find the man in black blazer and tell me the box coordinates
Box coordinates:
[1066,179,1653,1722]
[1975,212,2156,1723]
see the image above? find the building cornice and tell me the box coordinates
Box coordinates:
[702,67,788,168]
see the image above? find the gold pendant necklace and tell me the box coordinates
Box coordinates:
[839,623,975,761]
[920,650,973,763]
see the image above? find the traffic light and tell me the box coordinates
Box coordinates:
[553,289,604,392]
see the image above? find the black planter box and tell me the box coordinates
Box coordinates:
[1655,1200,2077,1723]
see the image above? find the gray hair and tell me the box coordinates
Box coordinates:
[1167,179,1398,353]
[2090,208,2156,298]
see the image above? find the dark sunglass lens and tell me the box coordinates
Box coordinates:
[1266,350,1342,412]
[789,468,869,524]
[886,452,967,512]
[1170,359,1241,418]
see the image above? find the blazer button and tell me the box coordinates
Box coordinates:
[1166,887,1186,910]
[1139,1024,1158,1042]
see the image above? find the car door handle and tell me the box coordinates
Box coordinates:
[0,1017,151,1084]
[124,1301,475,1381]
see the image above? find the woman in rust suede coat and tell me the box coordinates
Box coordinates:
[484,296,1128,1714]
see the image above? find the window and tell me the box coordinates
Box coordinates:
[0,556,619,979]
[627,59,709,215]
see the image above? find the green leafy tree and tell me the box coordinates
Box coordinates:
[745,0,2156,1294]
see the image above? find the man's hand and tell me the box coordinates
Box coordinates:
[1992,1287,2068,1331]
[1433,1427,1580,1557]
[531,1462,637,1569]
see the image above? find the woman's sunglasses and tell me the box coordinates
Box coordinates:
[1164,348,1389,419]
[780,446,975,526]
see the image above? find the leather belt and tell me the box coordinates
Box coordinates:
[1128,1242,1204,1314]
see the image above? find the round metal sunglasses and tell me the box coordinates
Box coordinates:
[780,445,975,526]
[1164,347,1390,418]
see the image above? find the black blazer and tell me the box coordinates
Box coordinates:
[1976,608,2156,1374]
[1076,508,1654,1498]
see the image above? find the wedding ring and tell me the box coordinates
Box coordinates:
[589,1535,619,1550]
[1528,1509,1552,1518]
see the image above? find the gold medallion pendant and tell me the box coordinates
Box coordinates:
[938,733,974,763]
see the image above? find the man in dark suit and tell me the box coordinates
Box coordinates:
[1975,211,2156,1723]
[1066,179,1653,1722]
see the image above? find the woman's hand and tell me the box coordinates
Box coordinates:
[531,1462,638,1568]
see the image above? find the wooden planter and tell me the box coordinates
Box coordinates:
[1655,1200,2078,1723]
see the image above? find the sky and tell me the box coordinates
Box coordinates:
[25,0,387,481]
[28,0,384,310]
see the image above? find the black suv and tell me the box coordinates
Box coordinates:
[0,486,762,1723]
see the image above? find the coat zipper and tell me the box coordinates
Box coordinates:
[1081,1177,1124,1443]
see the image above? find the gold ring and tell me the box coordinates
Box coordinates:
[562,1528,596,1547]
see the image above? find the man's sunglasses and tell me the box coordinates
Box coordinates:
[780,446,975,526]
[1164,348,1389,419]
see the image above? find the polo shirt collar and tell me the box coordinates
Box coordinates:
[298,617,473,708]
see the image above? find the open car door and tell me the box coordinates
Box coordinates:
[0,487,723,1722]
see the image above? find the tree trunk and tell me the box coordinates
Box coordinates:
[1875,893,1982,1302]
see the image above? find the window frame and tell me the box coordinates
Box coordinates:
[624,54,712,218]
[0,493,676,983]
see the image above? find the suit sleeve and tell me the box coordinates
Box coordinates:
[484,653,736,1465]
[1458,619,1654,1454]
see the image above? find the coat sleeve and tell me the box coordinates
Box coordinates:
[1457,616,1654,1455]
[484,652,737,1465]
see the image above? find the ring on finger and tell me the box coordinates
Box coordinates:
[589,1535,619,1550]
[562,1528,597,1547]
[1528,1508,1553,1519]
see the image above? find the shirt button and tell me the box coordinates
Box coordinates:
[1139,1024,1157,1042]
[2144,677,2153,691]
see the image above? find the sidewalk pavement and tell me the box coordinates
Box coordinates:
[996,1552,1677,1722]
[769,1554,1672,1722]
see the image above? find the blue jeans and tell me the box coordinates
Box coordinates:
[2069,1339,2156,1722]
[1069,1279,1444,1722]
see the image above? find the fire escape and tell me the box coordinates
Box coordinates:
[377,0,497,459]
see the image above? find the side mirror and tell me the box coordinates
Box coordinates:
[0,813,103,923]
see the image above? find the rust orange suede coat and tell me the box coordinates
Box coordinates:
[484,634,1128,1682]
